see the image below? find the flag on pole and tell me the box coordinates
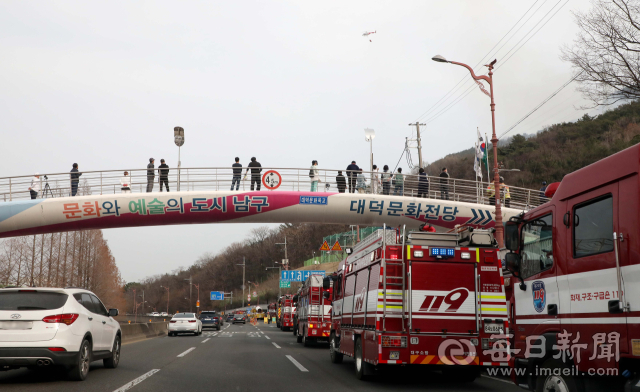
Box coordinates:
[475,129,485,180]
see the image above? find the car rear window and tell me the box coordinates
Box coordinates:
[173,313,195,318]
[0,291,68,311]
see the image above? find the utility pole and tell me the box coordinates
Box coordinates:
[408,122,426,169]
[184,276,192,312]
[237,258,246,308]
[276,237,289,270]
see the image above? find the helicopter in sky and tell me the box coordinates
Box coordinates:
[362,31,376,42]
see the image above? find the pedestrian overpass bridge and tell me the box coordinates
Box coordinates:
[0,167,542,238]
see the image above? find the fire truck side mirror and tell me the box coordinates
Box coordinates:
[505,252,521,274]
[323,291,330,299]
[292,295,298,302]
[323,277,331,289]
[608,300,623,314]
[504,222,520,251]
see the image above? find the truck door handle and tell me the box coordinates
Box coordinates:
[547,304,558,315]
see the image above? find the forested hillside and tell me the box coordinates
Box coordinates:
[124,223,349,313]
[426,101,640,189]
[0,230,125,310]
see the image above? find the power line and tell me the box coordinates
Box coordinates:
[499,72,581,139]
[497,0,570,70]
[414,0,542,122]
[423,0,570,127]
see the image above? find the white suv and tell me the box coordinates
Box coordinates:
[0,287,121,381]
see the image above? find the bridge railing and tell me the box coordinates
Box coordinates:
[0,167,547,209]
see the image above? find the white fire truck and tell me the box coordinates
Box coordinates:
[328,226,508,381]
[504,144,640,392]
[293,274,333,346]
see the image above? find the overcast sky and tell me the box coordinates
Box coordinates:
[1,0,596,282]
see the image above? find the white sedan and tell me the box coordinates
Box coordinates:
[168,313,202,336]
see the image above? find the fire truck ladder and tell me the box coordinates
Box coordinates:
[382,224,406,332]
[310,286,321,320]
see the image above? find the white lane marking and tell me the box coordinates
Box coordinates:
[112,369,160,392]
[286,355,309,372]
[482,375,513,384]
[272,342,281,349]
[177,347,196,357]
[202,338,210,343]
[265,335,270,340]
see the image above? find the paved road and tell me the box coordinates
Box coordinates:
[0,322,520,391]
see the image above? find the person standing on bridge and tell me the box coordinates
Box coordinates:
[336,171,346,193]
[231,157,242,191]
[356,169,367,193]
[346,161,359,193]
[500,177,511,208]
[417,168,429,198]
[158,159,170,192]
[371,164,380,194]
[29,173,41,199]
[393,168,404,196]
[70,163,82,196]
[146,158,155,193]
[309,160,320,192]
[246,157,262,191]
[120,171,132,193]
[439,167,450,200]
[381,165,391,195]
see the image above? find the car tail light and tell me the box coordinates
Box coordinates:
[42,314,79,326]
[381,336,407,348]
[188,320,196,323]
[170,320,177,323]
[48,347,66,352]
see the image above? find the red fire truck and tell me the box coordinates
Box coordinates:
[268,303,277,324]
[276,294,294,331]
[328,226,509,380]
[504,144,640,392]
[293,274,333,346]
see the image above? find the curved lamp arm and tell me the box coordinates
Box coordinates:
[449,61,492,85]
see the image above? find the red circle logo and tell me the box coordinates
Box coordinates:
[262,170,282,190]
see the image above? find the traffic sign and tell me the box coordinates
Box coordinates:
[279,280,291,288]
[252,291,257,298]
[247,295,251,301]
[319,241,330,251]
[262,170,282,190]
[331,241,342,251]
[281,270,325,282]
[210,291,224,301]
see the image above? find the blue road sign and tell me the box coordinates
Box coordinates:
[280,270,325,282]
[210,291,224,301]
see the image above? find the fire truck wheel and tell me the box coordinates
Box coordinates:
[303,329,313,347]
[535,359,582,392]
[355,337,374,380]
[330,332,343,364]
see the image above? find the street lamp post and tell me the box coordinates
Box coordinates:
[266,264,282,299]
[365,128,375,185]
[432,55,504,247]
[161,285,170,315]
[237,257,246,308]
[174,127,185,191]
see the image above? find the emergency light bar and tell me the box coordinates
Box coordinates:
[429,248,455,257]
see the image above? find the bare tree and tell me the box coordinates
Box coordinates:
[561,0,640,106]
